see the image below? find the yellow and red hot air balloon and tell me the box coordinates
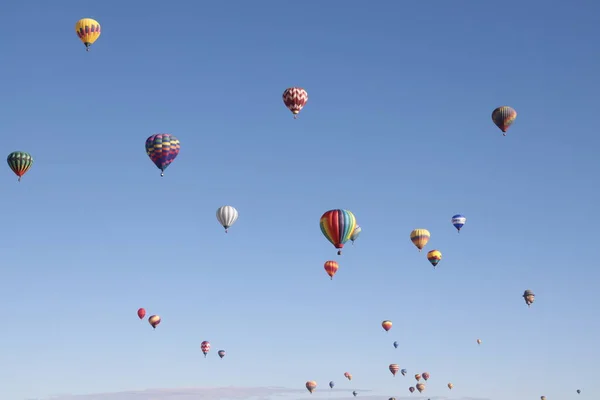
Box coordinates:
[414,373,421,382]
[344,372,352,381]
[148,315,161,329]
[320,209,357,255]
[426,250,442,268]
[305,381,317,394]
[382,320,392,332]
[389,364,400,376]
[283,87,308,119]
[410,229,430,252]
[416,383,425,393]
[448,383,454,390]
[492,106,517,136]
[75,18,101,51]
[324,261,339,280]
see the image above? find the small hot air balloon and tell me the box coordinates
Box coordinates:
[393,341,399,349]
[201,341,211,357]
[410,229,430,252]
[329,381,335,389]
[523,289,535,307]
[416,383,425,393]
[218,350,225,359]
[382,320,392,332]
[389,398,396,400]
[305,381,317,394]
[137,308,146,320]
[75,18,101,51]
[7,151,33,182]
[283,87,308,119]
[148,315,161,329]
[477,339,482,345]
[540,396,546,400]
[492,106,517,135]
[401,369,407,376]
[216,206,239,233]
[324,261,339,280]
[451,214,466,232]
[352,391,358,397]
[320,209,357,255]
[145,134,180,177]
[422,372,430,381]
[389,364,400,376]
[350,225,361,244]
[577,389,581,394]
[344,372,352,381]
[426,250,442,268]
[448,383,454,390]
[409,387,415,393]
[414,374,421,382]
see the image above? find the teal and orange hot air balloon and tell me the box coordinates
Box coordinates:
[320,209,357,255]
[145,134,180,177]
[7,151,33,182]
[492,106,517,136]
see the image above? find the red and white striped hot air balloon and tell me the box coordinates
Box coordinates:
[389,364,400,376]
[282,87,308,119]
[201,340,211,357]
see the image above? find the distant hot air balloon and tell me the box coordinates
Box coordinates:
[137,308,146,320]
[216,206,239,233]
[329,381,335,389]
[389,398,396,400]
[320,209,357,255]
[218,350,225,359]
[7,151,33,182]
[201,341,211,357]
[344,372,352,381]
[426,250,442,268]
[422,372,430,381]
[145,134,180,177]
[353,391,358,397]
[410,229,430,252]
[409,387,415,393]
[350,225,361,244]
[415,374,421,382]
[283,88,308,119]
[477,339,482,345]
[75,18,101,51]
[382,320,392,332]
[324,261,339,280]
[416,383,425,393]
[577,389,581,394]
[451,214,466,232]
[306,381,317,394]
[393,341,399,349]
[492,106,517,135]
[389,364,400,376]
[448,383,454,390]
[148,315,161,329]
[540,396,546,400]
[523,289,535,307]
[401,369,407,376]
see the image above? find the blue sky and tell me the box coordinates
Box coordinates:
[1,1,599,399]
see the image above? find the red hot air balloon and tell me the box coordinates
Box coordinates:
[201,341,211,357]
[137,308,146,320]
[324,261,339,280]
[148,315,161,329]
[344,372,352,381]
[382,320,392,332]
[389,364,400,376]
[282,87,308,119]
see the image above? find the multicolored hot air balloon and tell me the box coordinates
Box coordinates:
[320,209,357,255]
[451,214,466,232]
[426,250,442,268]
[218,350,225,359]
[448,383,454,390]
[410,229,430,252]
[306,381,317,394]
[7,151,33,182]
[75,18,101,51]
[283,87,308,118]
[382,320,392,332]
[409,387,415,393]
[477,338,482,345]
[324,260,339,280]
[422,372,430,381]
[350,225,361,244]
[137,308,146,320]
[216,206,239,233]
[352,391,357,397]
[148,315,161,329]
[523,289,535,307]
[389,364,400,376]
[393,341,399,349]
[145,134,180,177]
[416,383,425,393]
[344,372,352,381]
[492,106,517,136]
[414,374,421,382]
[401,369,407,376]
[201,341,211,357]
[329,381,335,389]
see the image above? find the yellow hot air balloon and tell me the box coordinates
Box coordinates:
[426,249,442,268]
[410,229,430,252]
[75,18,101,51]
[448,383,454,390]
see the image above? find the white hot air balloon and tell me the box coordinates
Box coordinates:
[216,206,238,233]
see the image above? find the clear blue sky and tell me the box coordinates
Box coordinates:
[1,1,599,399]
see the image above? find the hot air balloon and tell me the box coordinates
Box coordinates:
[477,339,482,345]
[414,374,421,382]
[382,320,392,332]
[329,381,335,389]
[350,225,361,244]
[389,364,400,376]
[577,390,581,394]
[218,350,225,359]
[320,209,357,255]
[352,391,358,397]
[426,250,442,268]
[344,372,352,381]
[216,206,238,233]
[75,18,101,51]
[145,134,180,177]
[306,381,317,394]
[410,229,430,252]
[540,396,546,400]
[409,387,415,393]
[451,214,466,232]
[401,369,407,376]
[137,308,146,320]
[422,372,430,381]
[148,315,161,329]
[7,151,33,182]
[448,383,454,390]
[389,398,396,400]
[393,341,399,349]
[201,341,211,357]
[523,289,535,307]
[492,106,517,135]
[324,261,339,280]
[283,87,308,118]
[416,383,425,393]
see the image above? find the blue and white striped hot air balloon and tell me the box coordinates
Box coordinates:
[451,214,466,233]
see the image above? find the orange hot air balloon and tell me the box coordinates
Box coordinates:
[324,261,339,280]
[389,364,400,376]
[382,320,392,332]
[414,373,421,382]
[306,381,317,393]
[416,383,425,393]
[148,315,161,329]
[448,383,454,390]
[477,339,482,345]
[344,372,352,381]
[137,308,146,319]
[410,229,430,251]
